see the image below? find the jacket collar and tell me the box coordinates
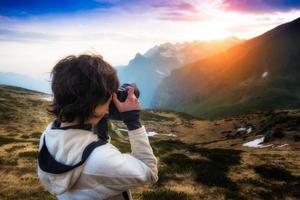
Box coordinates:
[51,119,93,131]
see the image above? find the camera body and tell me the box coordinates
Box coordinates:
[109,83,140,120]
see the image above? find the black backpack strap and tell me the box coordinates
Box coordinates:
[38,135,107,174]
[38,134,130,199]
[122,191,130,200]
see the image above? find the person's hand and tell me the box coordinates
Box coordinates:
[112,86,140,112]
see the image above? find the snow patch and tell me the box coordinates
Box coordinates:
[117,128,128,132]
[160,50,174,58]
[40,96,53,102]
[147,131,158,137]
[242,137,273,148]
[236,127,252,134]
[116,129,176,138]
[160,133,177,137]
[262,71,268,78]
[236,127,246,132]
[156,70,167,76]
[247,127,252,134]
[276,144,289,148]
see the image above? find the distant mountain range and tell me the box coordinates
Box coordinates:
[0,38,242,103]
[153,17,300,119]
[117,37,242,108]
[0,72,51,94]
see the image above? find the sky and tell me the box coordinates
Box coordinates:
[0,0,300,78]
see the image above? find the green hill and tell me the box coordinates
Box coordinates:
[153,17,300,119]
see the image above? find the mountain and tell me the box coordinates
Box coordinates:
[117,37,242,108]
[0,72,51,94]
[153,17,300,119]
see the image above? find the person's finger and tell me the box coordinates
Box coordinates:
[112,93,122,107]
[127,86,135,98]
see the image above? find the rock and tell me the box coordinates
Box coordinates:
[263,130,273,143]
[263,128,285,143]
[273,128,285,139]
[294,135,300,142]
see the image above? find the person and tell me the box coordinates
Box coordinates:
[37,54,158,200]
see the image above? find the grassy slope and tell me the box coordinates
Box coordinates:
[0,84,55,200]
[0,85,299,200]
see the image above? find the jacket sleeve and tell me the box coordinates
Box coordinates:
[127,125,158,184]
[78,125,158,192]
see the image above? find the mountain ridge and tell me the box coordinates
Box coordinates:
[153,17,300,119]
[117,37,243,108]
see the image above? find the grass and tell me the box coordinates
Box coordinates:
[161,153,197,173]
[5,145,26,153]
[194,160,238,190]
[0,103,16,113]
[0,84,43,94]
[156,167,180,186]
[32,140,40,146]
[0,190,56,200]
[0,84,299,200]
[21,135,30,139]
[0,156,17,165]
[224,190,246,200]
[141,110,175,122]
[174,111,202,121]
[173,76,300,120]
[151,139,192,154]
[0,136,22,147]
[254,164,295,181]
[110,139,131,153]
[189,148,242,166]
[31,131,42,139]
[155,139,243,192]
[141,189,190,200]
[18,150,38,159]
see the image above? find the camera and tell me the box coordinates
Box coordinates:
[108,83,140,120]
[92,83,140,141]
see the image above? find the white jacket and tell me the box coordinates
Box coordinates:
[37,122,158,200]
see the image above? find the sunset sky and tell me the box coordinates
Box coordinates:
[0,0,300,77]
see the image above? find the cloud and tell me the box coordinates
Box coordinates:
[0,28,151,43]
[152,0,198,12]
[150,0,203,21]
[221,0,300,13]
[0,29,61,42]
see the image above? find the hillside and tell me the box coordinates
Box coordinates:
[0,85,299,199]
[153,17,300,119]
[117,38,242,108]
[0,72,51,94]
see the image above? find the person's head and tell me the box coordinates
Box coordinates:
[48,54,119,125]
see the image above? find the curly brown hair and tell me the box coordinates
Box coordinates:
[47,54,119,125]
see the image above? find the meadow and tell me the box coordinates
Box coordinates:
[0,85,299,200]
